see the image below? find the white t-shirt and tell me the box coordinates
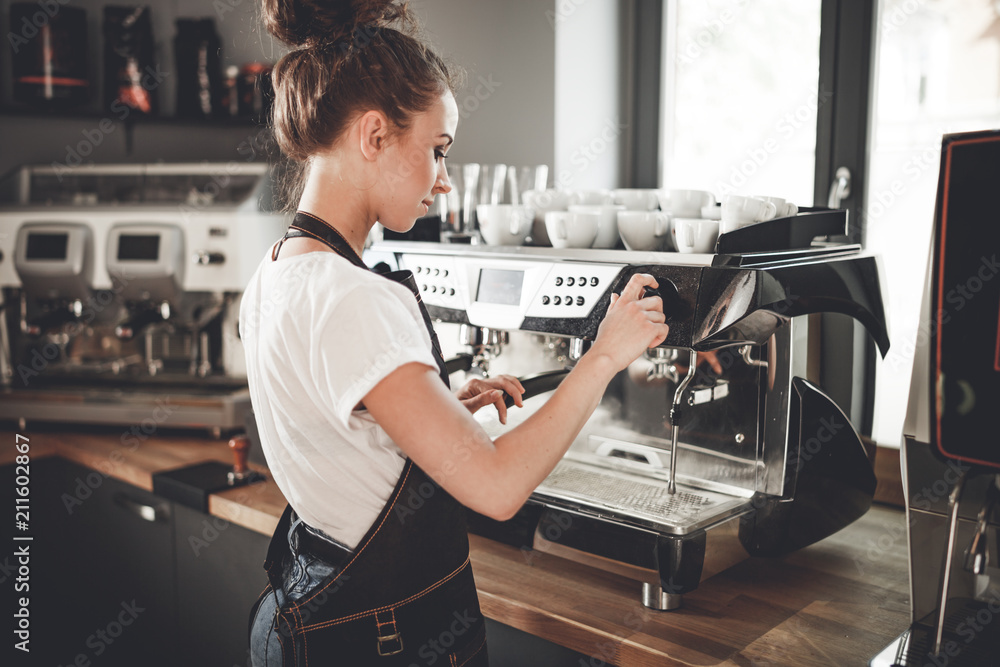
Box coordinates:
[239,248,439,549]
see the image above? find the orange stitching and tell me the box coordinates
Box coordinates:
[300,557,470,632]
[290,464,413,610]
[456,632,487,667]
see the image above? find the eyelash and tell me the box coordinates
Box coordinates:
[434,150,448,162]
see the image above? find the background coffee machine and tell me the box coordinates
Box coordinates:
[870,130,1000,666]
[0,162,288,436]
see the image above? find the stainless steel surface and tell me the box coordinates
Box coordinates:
[0,162,287,433]
[668,350,697,495]
[642,583,682,611]
[934,472,968,655]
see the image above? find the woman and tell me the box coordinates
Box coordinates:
[241,1,669,664]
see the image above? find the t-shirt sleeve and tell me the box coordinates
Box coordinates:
[311,282,439,426]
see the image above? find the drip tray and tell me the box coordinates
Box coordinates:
[532,459,751,535]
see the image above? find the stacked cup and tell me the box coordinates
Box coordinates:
[656,189,720,254]
[614,188,670,252]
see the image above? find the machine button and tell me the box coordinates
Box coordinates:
[555,277,563,286]
[576,296,585,306]
[416,266,422,273]
[566,277,575,286]
[578,277,586,286]
[590,277,599,287]
[565,295,572,305]
[421,284,428,291]
[542,296,550,305]
[553,296,561,305]
[449,288,455,296]
[433,268,440,276]
[442,269,449,277]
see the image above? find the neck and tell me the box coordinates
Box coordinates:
[297,156,375,259]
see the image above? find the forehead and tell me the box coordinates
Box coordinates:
[412,91,458,137]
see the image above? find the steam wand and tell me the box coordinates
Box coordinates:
[668,349,697,495]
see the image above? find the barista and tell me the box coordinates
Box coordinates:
[240,1,669,665]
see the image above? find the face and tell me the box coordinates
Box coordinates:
[375,91,459,233]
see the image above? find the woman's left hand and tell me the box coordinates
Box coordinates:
[454,375,525,425]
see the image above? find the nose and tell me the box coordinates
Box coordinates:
[434,162,452,195]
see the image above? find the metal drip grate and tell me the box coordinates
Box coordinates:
[534,460,749,533]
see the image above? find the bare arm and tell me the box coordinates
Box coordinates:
[364,273,668,520]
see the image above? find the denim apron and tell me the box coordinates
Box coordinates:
[249,212,488,666]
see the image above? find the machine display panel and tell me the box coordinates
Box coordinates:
[476,268,523,306]
[25,233,69,260]
[117,234,161,261]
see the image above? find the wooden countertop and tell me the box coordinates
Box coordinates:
[3,430,911,666]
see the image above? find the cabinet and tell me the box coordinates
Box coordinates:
[0,459,269,666]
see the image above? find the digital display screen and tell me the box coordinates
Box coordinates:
[25,233,68,260]
[476,269,523,306]
[117,234,160,261]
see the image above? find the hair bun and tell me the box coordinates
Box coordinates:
[262,0,408,48]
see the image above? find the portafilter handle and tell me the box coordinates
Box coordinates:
[502,369,570,409]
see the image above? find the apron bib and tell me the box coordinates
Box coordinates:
[249,212,488,666]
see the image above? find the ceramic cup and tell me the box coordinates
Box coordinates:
[568,204,626,249]
[573,189,615,206]
[476,204,533,246]
[720,195,778,234]
[545,210,600,249]
[613,188,659,211]
[617,211,672,251]
[672,217,720,254]
[522,189,578,246]
[755,195,798,218]
[657,189,716,218]
[700,203,722,221]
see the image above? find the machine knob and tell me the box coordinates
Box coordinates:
[228,434,250,476]
[195,251,226,265]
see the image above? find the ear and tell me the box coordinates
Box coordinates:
[358,110,389,161]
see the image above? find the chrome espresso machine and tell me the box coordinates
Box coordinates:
[871,130,1000,666]
[366,209,891,610]
[0,163,288,436]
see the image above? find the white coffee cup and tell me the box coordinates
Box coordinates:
[658,189,716,218]
[573,189,615,206]
[617,211,672,251]
[522,189,578,245]
[720,195,778,234]
[476,204,533,246]
[613,188,659,211]
[545,210,600,249]
[672,218,720,254]
[755,195,798,218]
[700,203,722,220]
[568,204,625,249]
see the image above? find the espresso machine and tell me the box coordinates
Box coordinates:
[365,207,891,610]
[0,162,289,436]
[870,130,1000,666]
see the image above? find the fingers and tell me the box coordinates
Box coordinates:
[462,390,501,413]
[494,374,524,408]
[619,273,658,303]
[493,392,508,424]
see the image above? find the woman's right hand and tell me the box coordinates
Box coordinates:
[590,273,670,372]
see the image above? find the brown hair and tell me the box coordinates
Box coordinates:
[262,0,459,165]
